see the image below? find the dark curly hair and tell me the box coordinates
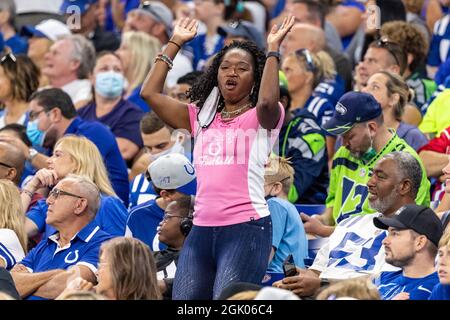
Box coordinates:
[188,41,266,110]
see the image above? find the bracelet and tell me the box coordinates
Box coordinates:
[168,40,181,50]
[154,53,173,70]
[266,51,280,62]
[21,189,33,198]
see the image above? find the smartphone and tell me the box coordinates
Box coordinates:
[282,254,298,277]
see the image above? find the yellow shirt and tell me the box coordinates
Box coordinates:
[419,89,450,137]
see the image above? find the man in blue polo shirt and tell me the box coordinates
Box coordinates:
[11,175,112,300]
[24,88,130,206]
[125,153,196,251]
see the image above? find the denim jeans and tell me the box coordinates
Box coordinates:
[172,215,272,300]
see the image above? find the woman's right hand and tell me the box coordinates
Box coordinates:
[27,169,58,192]
[171,17,198,46]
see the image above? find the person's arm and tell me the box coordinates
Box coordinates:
[256,16,295,130]
[21,169,57,215]
[436,192,450,213]
[426,0,443,32]
[32,265,96,300]
[110,0,126,30]
[10,265,64,298]
[301,213,335,238]
[273,267,321,297]
[140,18,198,131]
[419,150,450,177]
[116,137,140,161]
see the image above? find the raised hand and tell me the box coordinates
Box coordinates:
[171,17,198,46]
[26,168,59,192]
[267,15,295,50]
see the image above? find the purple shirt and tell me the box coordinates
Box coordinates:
[77,99,144,148]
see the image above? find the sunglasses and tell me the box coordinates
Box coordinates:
[295,48,316,72]
[49,188,83,200]
[0,52,17,65]
[0,161,13,169]
[373,39,401,67]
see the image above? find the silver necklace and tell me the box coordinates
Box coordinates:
[220,102,252,119]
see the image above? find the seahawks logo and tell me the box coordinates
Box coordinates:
[336,102,347,115]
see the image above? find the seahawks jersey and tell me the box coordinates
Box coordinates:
[326,131,430,224]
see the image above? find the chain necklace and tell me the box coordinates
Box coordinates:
[220,102,253,119]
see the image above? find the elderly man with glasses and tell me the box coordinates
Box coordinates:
[10,174,112,300]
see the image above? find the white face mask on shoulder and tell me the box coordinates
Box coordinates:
[149,135,186,161]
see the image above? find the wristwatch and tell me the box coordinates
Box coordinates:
[28,148,38,162]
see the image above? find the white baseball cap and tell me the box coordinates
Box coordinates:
[21,19,72,42]
[146,153,196,195]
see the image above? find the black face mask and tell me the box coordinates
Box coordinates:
[265,195,275,201]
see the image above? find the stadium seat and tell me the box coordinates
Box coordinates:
[304,237,329,268]
[295,204,326,216]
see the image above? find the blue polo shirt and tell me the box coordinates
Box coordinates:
[429,284,450,300]
[20,221,112,300]
[27,195,128,237]
[375,270,439,300]
[125,199,166,251]
[77,98,144,148]
[428,14,450,67]
[64,117,129,206]
[4,34,28,54]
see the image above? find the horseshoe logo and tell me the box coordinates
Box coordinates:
[64,250,80,264]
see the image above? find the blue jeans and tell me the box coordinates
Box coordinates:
[172,216,272,300]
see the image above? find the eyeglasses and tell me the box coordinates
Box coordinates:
[29,109,46,121]
[139,1,165,25]
[0,52,17,65]
[49,188,83,200]
[163,213,185,221]
[373,38,401,68]
[295,49,316,72]
[0,161,13,169]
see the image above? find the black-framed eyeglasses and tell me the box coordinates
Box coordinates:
[295,48,316,72]
[0,161,13,169]
[139,1,165,24]
[373,38,401,67]
[49,188,83,200]
[163,213,185,221]
[0,52,17,65]
[29,109,47,121]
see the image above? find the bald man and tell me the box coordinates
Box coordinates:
[0,141,25,185]
[281,23,326,55]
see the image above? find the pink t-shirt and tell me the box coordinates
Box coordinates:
[187,103,285,226]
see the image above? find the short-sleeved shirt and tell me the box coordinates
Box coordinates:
[311,213,399,280]
[419,89,450,136]
[375,271,439,300]
[78,98,144,148]
[267,197,308,272]
[125,199,166,251]
[279,109,328,204]
[396,122,429,151]
[187,103,285,226]
[428,284,450,300]
[0,229,25,270]
[326,131,430,224]
[60,79,92,106]
[427,14,450,67]
[300,95,335,128]
[20,221,112,299]
[314,76,345,106]
[27,195,128,237]
[0,110,29,130]
[64,117,129,205]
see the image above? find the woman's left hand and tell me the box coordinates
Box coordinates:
[266,15,295,50]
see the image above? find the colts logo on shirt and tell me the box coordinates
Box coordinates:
[336,102,347,116]
[65,250,80,264]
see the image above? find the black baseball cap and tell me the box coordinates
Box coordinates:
[373,204,444,247]
[322,91,382,136]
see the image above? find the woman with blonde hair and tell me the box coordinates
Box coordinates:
[116,31,161,112]
[0,179,27,270]
[58,237,161,300]
[21,135,128,238]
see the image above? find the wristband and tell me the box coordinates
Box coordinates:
[21,189,33,198]
[154,53,174,70]
[168,40,181,50]
[266,51,280,62]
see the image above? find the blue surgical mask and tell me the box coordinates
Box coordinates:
[95,71,124,99]
[26,119,46,147]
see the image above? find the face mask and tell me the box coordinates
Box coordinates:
[149,138,185,161]
[361,127,377,163]
[26,119,46,147]
[95,71,125,99]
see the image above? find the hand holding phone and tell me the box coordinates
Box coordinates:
[282,254,299,277]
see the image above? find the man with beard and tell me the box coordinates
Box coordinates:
[373,204,442,300]
[274,151,421,298]
[306,92,430,237]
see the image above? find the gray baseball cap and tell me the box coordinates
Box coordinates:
[135,1,173,38]
[218,20,265,49]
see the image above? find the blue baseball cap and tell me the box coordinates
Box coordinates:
[60,0,97,15]
[322,91,382,136]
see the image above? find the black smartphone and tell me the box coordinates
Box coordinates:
[282,254,298,277]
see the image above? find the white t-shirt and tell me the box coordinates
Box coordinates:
[0,111,27,130]
[167,52,193,89]
[0,229,25,270]
[61,79,93,105]
[311,213,399,280]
